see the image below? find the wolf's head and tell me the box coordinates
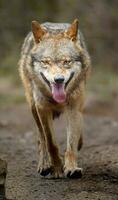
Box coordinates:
[30,19,90,104]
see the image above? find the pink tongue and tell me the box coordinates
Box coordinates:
[52,83,66,103]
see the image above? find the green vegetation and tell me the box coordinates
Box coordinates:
[87,67,118,101]
[0,0,117,108]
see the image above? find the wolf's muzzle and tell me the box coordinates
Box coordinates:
[65,72,74,88]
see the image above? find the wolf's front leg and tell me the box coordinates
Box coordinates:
[32,104,52,176]
[64,105,83,178]
[32,105,63,178]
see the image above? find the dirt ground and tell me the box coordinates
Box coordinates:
[0,102,118,200]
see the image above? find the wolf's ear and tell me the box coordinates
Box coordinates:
[31,21,46,43]
[65,19,79,41]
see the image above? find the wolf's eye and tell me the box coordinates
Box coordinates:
[41,60,47,65]
[41,59,51,65]
[40,60,50,68]
[62,60,72,68]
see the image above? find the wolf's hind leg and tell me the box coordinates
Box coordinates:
[64,107,83,178]
[34,107,63,178]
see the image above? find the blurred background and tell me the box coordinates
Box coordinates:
[0,0,118,119]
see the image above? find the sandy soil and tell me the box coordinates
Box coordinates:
[0,104,118,200]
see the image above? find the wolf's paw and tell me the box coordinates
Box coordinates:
[37,157,53,177]
[64,167,83,179]
[38,166,53,176]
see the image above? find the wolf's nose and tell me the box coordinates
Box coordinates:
[54,76,65,84]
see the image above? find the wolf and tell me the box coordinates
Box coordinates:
[19,19,91,178]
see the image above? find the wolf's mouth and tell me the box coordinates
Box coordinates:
[51,73,74,104]
[40,72,51,88]
[40,72,74,104]
[40,72,66,104]
[65,72,74,88]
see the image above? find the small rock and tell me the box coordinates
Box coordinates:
[0,159,7,199]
